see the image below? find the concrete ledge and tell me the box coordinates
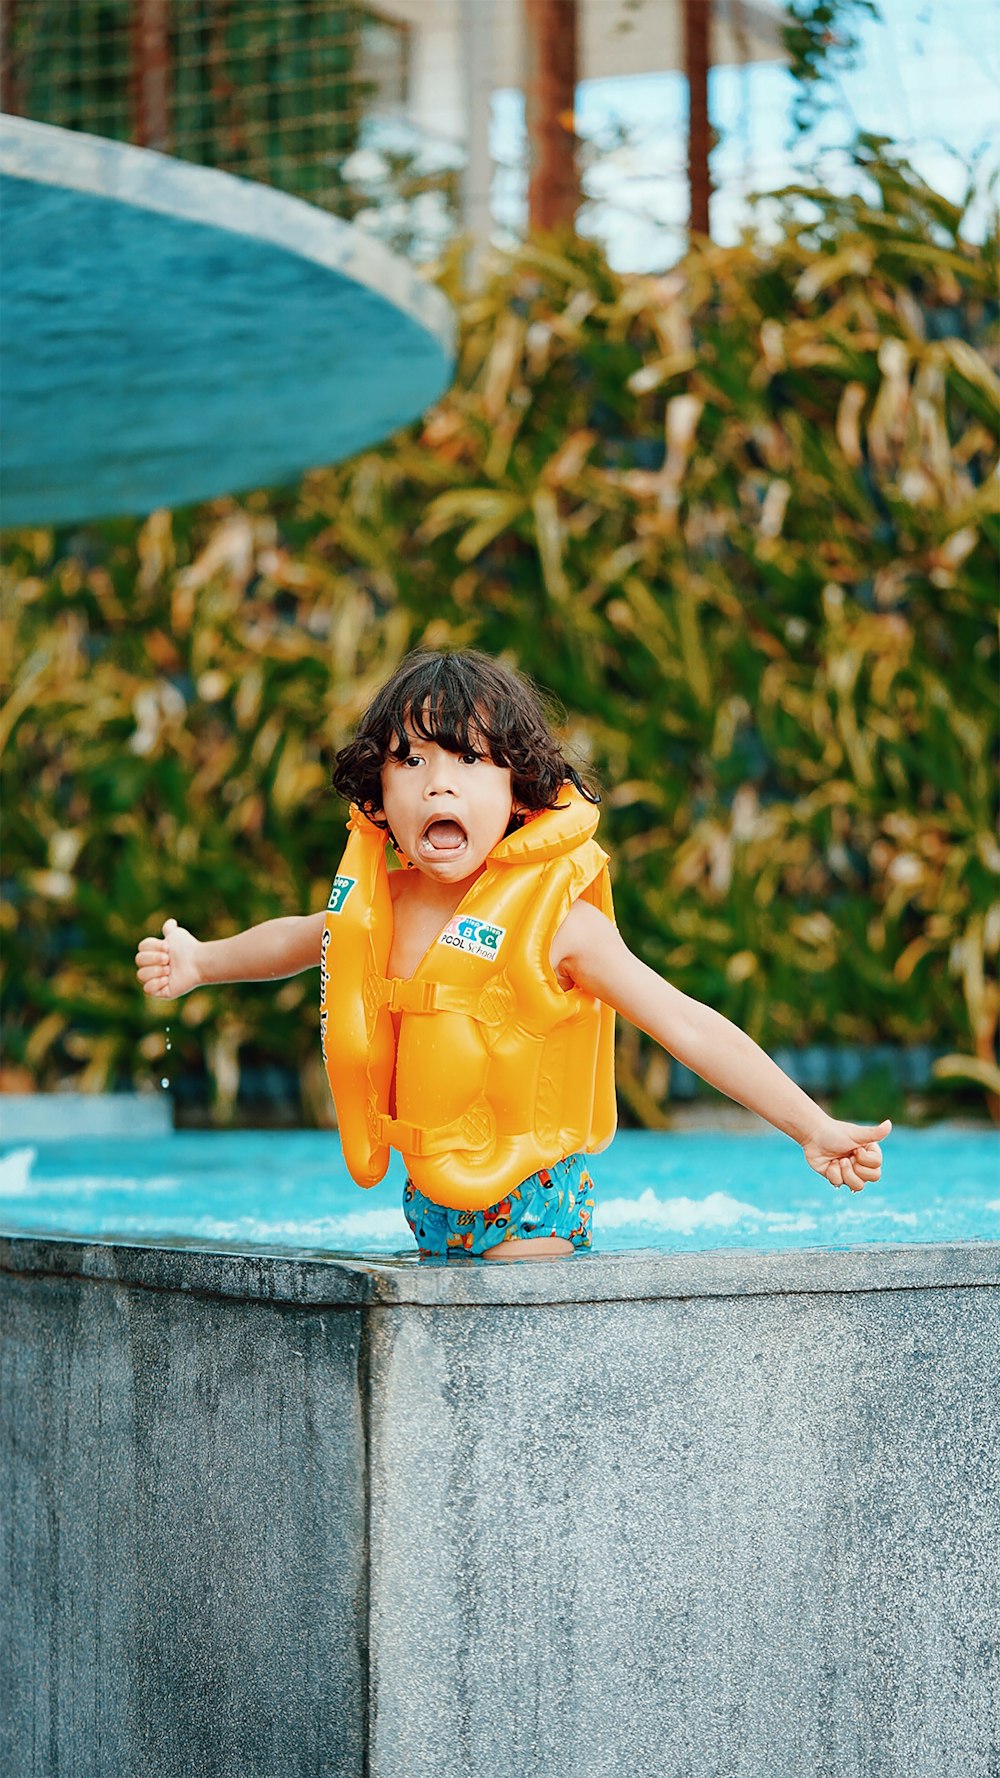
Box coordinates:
[2,1231,998,1307]
[3,1232,998,1777]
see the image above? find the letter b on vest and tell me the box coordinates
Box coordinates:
[327,875,357,914]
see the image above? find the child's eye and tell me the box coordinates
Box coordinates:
[460,752,480,765]
[401,753,424,768]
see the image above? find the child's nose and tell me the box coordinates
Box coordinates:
[426,759,458,794]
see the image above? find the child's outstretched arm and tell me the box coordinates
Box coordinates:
[554,903,891,1191]
[135,911,327,1001]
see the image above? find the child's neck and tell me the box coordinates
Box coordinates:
[405,861,486,912]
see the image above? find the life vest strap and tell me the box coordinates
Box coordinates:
[376,1102,497,1157]
[377,976,511,1026]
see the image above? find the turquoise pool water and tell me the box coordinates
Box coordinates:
[1,1126,997,1255]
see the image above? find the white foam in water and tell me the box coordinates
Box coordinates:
[1,1172,190,1201]
[830,1206,919,1227]
[185,1207,409,1244]
[598,1188,818,1236]
[0,1147,37,1197]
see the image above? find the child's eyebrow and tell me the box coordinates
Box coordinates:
[392,706,494,757]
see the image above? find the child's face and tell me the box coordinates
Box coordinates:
[379,718,516,885]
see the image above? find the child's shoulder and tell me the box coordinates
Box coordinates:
[551,895,621,972]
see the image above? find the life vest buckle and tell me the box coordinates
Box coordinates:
[363,976,441,1019]
[387,978,440,1015]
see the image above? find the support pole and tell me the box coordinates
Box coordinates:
[684,0,712,238]
[130,0,170,152]
[524,0,579,234]
[460,0,496,273]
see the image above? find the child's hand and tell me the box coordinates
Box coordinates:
[135,918,203,1000]
[801,1115,892,1192]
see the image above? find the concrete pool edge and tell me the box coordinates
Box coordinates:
[2,1230,998,1306]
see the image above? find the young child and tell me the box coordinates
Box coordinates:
[136,649,891,1261]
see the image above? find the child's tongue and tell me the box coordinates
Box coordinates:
[422,818,466,852]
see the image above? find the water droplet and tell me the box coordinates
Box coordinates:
[160,1077,170,1091]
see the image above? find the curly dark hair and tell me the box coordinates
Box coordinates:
[332,649,598,829]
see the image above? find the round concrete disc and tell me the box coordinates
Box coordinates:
[0,116,455,526]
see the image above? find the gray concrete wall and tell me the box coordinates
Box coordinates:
[1,1262,368,1778]
[367,1285,1000,1778]
[2,1237,998,1778]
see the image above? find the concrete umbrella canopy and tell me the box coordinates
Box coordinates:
[0,116,456,526]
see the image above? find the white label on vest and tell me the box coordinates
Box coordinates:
[327,875,357,913]
[438,916,506,962]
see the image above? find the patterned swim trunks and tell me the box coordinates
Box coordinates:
[402,1152,596,1259]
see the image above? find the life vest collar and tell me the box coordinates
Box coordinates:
[347,783,599,869]
[491,787,600,865]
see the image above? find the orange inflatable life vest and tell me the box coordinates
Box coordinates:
[320,784,617,1211]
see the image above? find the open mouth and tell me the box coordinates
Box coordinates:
[417,817,468,859]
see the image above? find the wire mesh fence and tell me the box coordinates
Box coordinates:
[0,1,402,214]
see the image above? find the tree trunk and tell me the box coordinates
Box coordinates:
[524,0,579,233]
[684,0,712,237]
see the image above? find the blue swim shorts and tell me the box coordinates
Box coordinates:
[402,1153,596,1259]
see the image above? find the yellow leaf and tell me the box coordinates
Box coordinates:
[531,488,570,601]
[542,430,598,488]
[893,937,936,983]
[421,488,524,543]
[676,584,712,709]
[25,1010,66,1067]
[480,313,525,422]
[627,352,696,395]
[725,951,757,983]
[941,338,1000,409]
[0,648,51,755]
[836,381,867,467]
[932,1054,1000,1096]
[794,244,873,302]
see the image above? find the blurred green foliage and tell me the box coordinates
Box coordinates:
[782,1,882,136]
[2,144,997,1122]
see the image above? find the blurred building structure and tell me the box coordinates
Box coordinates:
[380,0,785,240]
[6,3,991,270]
[0,0,786,254]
